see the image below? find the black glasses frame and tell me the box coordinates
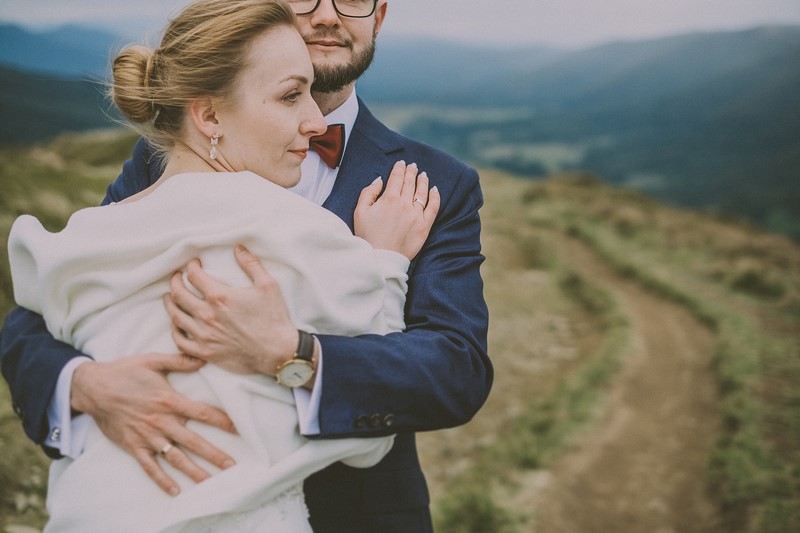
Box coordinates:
[293,0,378,19]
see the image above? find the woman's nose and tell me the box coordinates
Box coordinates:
[303,105,327,137]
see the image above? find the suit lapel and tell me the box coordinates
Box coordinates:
[322,99,404,230]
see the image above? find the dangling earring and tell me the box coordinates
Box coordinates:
[209,132,221,160]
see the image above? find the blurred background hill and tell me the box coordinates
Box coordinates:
[1,22,799,239]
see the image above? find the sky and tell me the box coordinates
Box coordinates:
[2,0,800,48]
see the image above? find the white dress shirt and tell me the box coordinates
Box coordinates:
[46,90,361,456]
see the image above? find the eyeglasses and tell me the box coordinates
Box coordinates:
[288,0,378,19]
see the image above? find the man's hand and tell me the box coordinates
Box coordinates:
[163,245,298,377]
[71,353,237,496]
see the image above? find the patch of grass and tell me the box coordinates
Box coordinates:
[558,271,614,316]
[48,130,139,167]
[435,476,519,533]
[728,267,786,300]
[518,234,555,270]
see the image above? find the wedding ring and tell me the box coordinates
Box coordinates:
[413,198,426,207]
[159,442,174,457]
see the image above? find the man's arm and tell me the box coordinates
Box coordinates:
[314,166,490,437]
[0,308,85,456]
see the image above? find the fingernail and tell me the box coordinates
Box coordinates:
[169,486,180,496]
[235,244,244,253]
[432,186,439,192]
[223,459,236,469]
[420,171,428,179]
[372,176,382,184]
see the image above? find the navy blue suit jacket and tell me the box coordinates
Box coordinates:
[1,100,492,532]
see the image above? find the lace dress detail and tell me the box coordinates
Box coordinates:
[171,485,311,533]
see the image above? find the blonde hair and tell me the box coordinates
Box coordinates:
[111,0,295,153]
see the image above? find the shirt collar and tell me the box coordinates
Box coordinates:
[324,90,359,150]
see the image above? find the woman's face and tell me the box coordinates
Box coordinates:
[217,25,326,187]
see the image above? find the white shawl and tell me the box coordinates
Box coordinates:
[9,171,406,532]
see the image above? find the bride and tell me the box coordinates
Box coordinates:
[7,0,439,531]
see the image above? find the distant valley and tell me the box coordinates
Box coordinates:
[1,22,799,239]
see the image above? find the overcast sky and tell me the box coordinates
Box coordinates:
[2,0,800,47]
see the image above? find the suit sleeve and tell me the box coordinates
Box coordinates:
[0,138,156,451]
[313,165,492,437]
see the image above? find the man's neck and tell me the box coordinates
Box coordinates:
[312,83,356,116]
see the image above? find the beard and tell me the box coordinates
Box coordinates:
[311,35,376,94]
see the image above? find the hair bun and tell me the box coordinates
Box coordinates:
[111,45,157,123]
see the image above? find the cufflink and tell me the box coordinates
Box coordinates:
[49,427,62,442]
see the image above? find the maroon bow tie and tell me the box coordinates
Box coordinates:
[310,123,345,168]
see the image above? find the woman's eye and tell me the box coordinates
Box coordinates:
[283,91,302,103]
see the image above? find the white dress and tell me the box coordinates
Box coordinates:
[8,171,408,532]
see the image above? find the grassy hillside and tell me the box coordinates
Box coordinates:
[1,132,799,531]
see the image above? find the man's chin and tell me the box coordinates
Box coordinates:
[310,40,376,94]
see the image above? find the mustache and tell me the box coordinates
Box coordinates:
[303,30,353,49]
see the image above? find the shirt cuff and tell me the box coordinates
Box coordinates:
[46,356,93,458]
[293,337,323,436]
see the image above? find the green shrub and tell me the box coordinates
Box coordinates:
[435,482,517,533]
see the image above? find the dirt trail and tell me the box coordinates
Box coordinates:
[533,238,721,532]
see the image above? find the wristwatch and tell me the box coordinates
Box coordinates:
[276,330,316,388]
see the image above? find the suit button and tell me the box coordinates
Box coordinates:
[369,414,381,427]
[355,415,369,428]
[382,414,395,427]
[12,401,22,417]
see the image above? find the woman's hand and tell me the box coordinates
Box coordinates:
[354,161,441,260]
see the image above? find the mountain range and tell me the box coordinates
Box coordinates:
[1,22,798,238]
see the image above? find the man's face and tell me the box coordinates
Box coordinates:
[294,0,387,93]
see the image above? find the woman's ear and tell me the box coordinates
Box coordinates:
[189,97,221,138]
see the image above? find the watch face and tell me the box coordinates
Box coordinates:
[277,361,314,387]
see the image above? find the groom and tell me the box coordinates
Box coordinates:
[0,1,491,531]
